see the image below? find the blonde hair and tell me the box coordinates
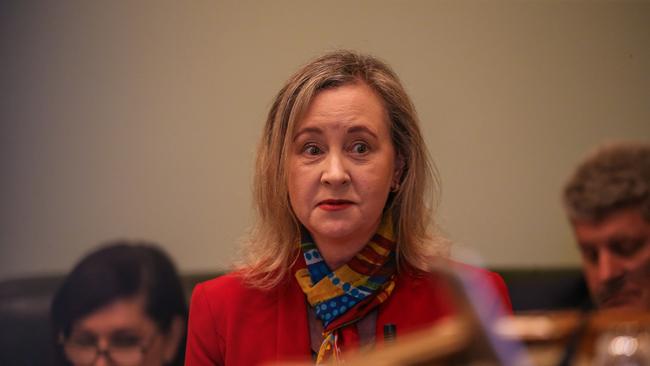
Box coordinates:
[239,50,446,289]
[563,141,650,222]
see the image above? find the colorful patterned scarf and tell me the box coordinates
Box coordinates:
[294,215,397,363]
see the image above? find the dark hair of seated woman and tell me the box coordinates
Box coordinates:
[50,241,187,366]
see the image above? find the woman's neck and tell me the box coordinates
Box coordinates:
[312,233,372,270]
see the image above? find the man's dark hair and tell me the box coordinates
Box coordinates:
[563,141,650,222]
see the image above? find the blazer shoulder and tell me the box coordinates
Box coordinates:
[399,260,512,312]
[198,271,248,295]
[193,271,284,312]
[447,261,513,313]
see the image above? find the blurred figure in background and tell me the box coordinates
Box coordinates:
[50,241,187,366]
[563,141,650,310]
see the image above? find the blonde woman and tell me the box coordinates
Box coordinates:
[186,50,511,365]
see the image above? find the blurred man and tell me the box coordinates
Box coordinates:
[563,142,650,310]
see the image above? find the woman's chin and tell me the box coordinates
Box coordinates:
[307,220,375,245]
[310,225,357,241]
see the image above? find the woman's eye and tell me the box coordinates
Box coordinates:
[303,144,322,156]
[110,332,142,348]
[351,142,369,154]
[69,334,97,347]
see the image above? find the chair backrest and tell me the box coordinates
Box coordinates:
[0,276,63,366]
[494,267,593,312]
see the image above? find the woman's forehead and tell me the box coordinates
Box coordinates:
[291,83,390,138]
[73,297,154,334]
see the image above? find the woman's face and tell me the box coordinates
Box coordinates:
[287,82,401,258]
[63,297,180,366]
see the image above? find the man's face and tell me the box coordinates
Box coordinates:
[572,207,650,310]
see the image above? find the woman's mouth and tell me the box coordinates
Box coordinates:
[317,199,353,211]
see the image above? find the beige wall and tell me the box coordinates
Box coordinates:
[2,0,649,279]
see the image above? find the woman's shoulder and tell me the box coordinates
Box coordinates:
[194,271,267,300]
[192,270,291,306]
[446,261,509,297]
[197,271,245,292]
[400,259,503,282]
[187,271,277,364]
[398,259,512,312]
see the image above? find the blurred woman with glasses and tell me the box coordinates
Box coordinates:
[50,241,187,366]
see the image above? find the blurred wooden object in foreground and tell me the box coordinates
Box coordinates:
[496,309,650,366]
[329,312,528,366]
[342,309,650,366]
[270,309,650,366]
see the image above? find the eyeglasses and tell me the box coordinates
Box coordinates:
[61,330,158,366]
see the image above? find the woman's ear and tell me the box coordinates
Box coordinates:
[162,315,186,363]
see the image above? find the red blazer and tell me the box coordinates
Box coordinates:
[185,263,511,365]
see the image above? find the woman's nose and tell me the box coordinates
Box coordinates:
[93,356,109,366]
[320,153,350,187]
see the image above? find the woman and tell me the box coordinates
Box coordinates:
[186,50,510,365]
[51,241,187,366]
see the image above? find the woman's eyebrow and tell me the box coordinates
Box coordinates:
[347,125,378,139]
[293,127,322,142]
[111,328,140,335]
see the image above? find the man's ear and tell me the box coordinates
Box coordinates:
[162,315,186,363]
